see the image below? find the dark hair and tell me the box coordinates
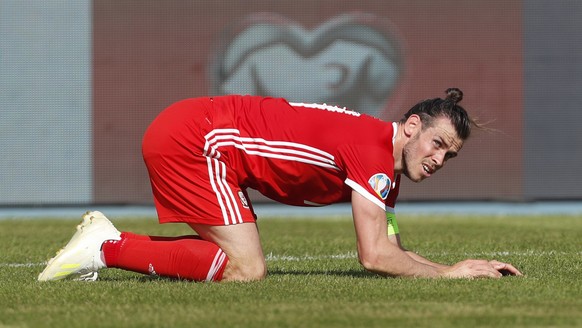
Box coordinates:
[399,88,473,140]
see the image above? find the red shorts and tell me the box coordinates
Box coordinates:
[142,98,257,226]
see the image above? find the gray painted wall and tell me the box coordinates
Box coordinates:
[523,0,582,199]
[0,0,92,204]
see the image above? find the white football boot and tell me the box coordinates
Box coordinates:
[38,211,121,281]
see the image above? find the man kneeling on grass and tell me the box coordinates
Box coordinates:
[39,88,522,282]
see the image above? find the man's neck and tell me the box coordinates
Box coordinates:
[392,122,404,174]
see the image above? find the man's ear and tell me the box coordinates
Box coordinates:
[403,114,422,137]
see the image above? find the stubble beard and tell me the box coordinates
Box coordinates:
[401,134,422,183]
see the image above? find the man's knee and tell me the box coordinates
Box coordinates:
[223,258,267,282]
[189,222,266,281]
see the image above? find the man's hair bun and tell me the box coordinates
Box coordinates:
[445,88,463,103]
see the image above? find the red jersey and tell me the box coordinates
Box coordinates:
[206,95,399,210]
[143,95,399,225]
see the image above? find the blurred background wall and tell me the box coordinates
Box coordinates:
[1,0,581,206]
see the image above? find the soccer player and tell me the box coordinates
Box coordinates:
[38,88,522,282]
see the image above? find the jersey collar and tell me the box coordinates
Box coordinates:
[392,122,398,146]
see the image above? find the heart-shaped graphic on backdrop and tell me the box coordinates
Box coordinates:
[209,13,405,117]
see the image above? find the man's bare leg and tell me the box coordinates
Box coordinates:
[189,222,267,281]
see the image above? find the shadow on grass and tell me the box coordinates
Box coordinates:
[268,268,379,279]
[96,268,381,283]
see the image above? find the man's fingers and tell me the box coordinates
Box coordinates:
[489,260,523,276]
[475,268,502,279]
[501,263,523,276]
[445,259,523,279]
[454,260,502,279]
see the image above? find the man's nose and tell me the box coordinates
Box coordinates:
[432,151,446,167]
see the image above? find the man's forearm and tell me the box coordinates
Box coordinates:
[360,243,446,278]
[405,250,449,270]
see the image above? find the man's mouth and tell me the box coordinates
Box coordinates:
[422,164,434,176]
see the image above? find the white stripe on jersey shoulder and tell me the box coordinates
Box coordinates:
[205,129,335,160]
[205,128,240,141]
[204,128,339,170]
[345,178,386,211]
[289,102,361,117]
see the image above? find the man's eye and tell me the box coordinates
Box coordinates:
[433,140,442,147]
[445,153,457,161]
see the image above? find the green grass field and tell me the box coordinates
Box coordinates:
[1,214,581,327]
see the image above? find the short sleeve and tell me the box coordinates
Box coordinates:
[336,144,396,210]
